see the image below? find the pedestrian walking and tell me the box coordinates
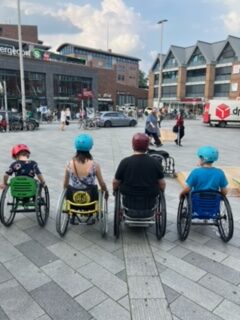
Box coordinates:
[174,110,185,146]
[60,107,66,131]
[145,107,162,147]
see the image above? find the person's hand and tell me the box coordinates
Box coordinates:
[104,190,109,200]
[0,183,7,190]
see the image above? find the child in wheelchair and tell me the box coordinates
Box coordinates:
[180,145,228,197]
[63,133,108,224]
[0,144,45,190]
[113,133,165,216]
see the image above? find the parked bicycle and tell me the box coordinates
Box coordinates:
[79,117,100,130]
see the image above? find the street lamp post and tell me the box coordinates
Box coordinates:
[0,81,9,131]
[17,0,27,125]
[157,19,168,110]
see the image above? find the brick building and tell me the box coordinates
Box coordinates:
[0,24,40,44]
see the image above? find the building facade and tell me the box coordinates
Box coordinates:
[148,35,240,113]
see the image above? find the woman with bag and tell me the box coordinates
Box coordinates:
[60,107,66,131]
[63,134,109,224]
[174,110,185,146]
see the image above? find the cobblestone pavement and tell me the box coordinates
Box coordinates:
[0,118,239,320]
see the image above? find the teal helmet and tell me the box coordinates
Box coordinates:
[197,146,219,163]
[74,134,93,151]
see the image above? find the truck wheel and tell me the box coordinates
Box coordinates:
[219,121,226,128]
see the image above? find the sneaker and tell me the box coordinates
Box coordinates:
[174,139,178,145]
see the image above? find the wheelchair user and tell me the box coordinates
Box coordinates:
[0,144,45,189]
[113,133,166,212]
[63,133,109,224]
[180,146,228,198]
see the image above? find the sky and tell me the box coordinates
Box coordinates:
[1,0,240,73]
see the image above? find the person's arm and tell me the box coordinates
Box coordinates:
[112,178,121,192]
[0,173,9,189]
[158,178,166,192]
[220,187,228,196]
[37,174,45,185]
[95,163,109,199]
[63,167,70,189]
[179,185,191,198]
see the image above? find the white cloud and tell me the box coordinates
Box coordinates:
[213,0,240,33]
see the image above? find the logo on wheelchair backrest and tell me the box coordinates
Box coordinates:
[73,191,91,204]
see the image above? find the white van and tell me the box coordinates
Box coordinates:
[203,99,240,127]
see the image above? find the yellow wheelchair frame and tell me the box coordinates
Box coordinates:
[56,188,108,237]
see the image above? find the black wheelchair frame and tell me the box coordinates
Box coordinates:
[147,149,176,177]
[0,177,49,227]
[114,190,167,240]
[177,190,234,242]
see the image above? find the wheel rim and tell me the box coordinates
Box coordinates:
[217,198,234,242]
[0,186,17,226]
[36,185,49,226]
[56,190,69,236]
[177,196,191,240]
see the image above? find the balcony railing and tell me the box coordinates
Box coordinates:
[214,75,231,81]
[162,78,178,83]
[186,76,205,82]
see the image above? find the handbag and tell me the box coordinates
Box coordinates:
[65,120,70,125]
[172,125,178,133]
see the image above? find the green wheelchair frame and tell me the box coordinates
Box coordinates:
[0,176,50,227]
[56,188,108,237]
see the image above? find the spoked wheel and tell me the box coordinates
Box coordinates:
[36,184,50,227]
[159,191,167,237]
[0,185,17,226]
[177,194,192,241]
[10,121,22,131]
[217,196,234,242]
[114,191,121,239]
[149,153,167,174]
[56,189,70,237]
[100,192,108,237]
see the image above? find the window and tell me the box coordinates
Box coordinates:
[162,86,177,97]
[218,43,236,63]
[215,66,231,81]
[154,74,159,85]
[154,87,159,98]
[187,69,206,82]
[186,84,204,97]
[214,83,230,97]
[188,48,206,66]
[162,71,178,83]
[163,53,178,69]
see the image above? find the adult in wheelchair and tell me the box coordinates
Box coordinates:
[0,144,49,227]
[113,132,166,239]
[177,145,234,242]
[56,133,108,237]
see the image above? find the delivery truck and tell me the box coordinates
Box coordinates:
[203,99,240,127]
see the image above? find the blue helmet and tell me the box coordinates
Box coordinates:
[197,146,219,163]
[74,134,93,151]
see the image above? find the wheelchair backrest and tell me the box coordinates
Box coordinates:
[10,176,37,198]
[191,190,222,219]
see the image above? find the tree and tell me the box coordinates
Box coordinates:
[138,70,148,88]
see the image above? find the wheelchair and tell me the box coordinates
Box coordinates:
[147,149,176,177]
[55,187,108,237]
[114,190,167,240]
[177,190,234,242]
[0,176,49,227]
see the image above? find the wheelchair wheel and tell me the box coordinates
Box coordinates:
[114,191,121,239]
[36,184,50,227]
[155,192,166,240]
[100,194,108,237]
[149,153,166,173]
[177,194,192,241]
[217,196,234,242]
[160,191,167,237]
[0,185,17,226]
[56,189,70,237]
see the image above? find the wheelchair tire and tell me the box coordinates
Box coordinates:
[56,189,70,237]
[114,191,121,239]
[0,185,17,226]
[159,191,167,237]
[36,184,50,227]
[177,194,192,241]
[217,195,234,242]
[149,153,166,174]
[101,196,108,237]
[155,192,166,240]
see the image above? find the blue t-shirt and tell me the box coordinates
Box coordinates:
[186,167,228,191]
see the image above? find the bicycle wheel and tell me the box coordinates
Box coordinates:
[10,121,22,131]
[217,196,234,242]
[0,185,17,226]
[56,189,70,236]
[36,184,50,227]
[177,195,192,241]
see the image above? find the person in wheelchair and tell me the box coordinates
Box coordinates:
[113,133,166,217]
[180,145,228,198]
[63,133,108,224]
[0,144,45,190]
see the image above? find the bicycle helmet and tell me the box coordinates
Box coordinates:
[197,146,219,163]
[132,133,149,152]
[74,134,93,151]
[11,144,30,158]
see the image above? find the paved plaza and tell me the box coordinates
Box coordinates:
[0,118,240,320]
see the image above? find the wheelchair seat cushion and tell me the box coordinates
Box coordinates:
[122,195,156,218]
[66,184,98,204]
[148,149,169,159]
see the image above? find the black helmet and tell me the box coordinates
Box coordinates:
[132,133,149,152]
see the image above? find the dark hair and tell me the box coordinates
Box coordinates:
[74,150,93,163]
[17,150,30,158]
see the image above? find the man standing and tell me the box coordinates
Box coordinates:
[145,108,162,147]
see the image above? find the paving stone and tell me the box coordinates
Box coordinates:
[75,286,107,311]
[36,315,52,320]
[0,237,22,263]
[164,231,179,242]
[188,230,211,244]
[81,230,122,253]
[112,248,124,260]
[161,269,223,311]
[183,252,240,285]
[131,299,172,320]
[199,273,240,305]
[62,232,93,251]
[128,276,165,299]
[116,269,127,282]
[118,295,130,311]
[0,225,31,245]
[214,299,240,320]
[31,281,91,320]
[147,233,176,252]
[222,256,240,273]
[206,239,240,259]
[82,244,125,274]
[15,217,38,230]
[78,262,127,300]
[24,226,60,247]
[4,256,50,291]
[171,295,223,320]
[47,241,91,269]
[42,260,92,297]
[16,240,58,267]
[0,279,44,320]
[0,307,9,320]
[167,245,191,259]
[125,256,158,276]
[163,284,180,304]
[90,298,130,320]
[156,261,168,273]
[0,263,12,283]
[153,250,206,281]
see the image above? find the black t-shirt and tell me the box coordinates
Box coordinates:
[6,160,41,178]
[115,154,164,196]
